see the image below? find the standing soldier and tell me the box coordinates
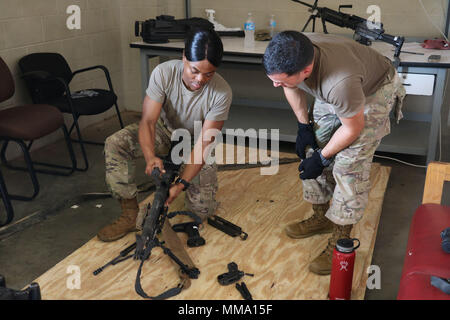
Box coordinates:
[263,31,405,275]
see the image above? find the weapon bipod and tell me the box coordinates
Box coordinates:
[93,209,201,299]
[134,236,200,279]
[93,237,199,279]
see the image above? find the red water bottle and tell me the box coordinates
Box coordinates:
[329,238,360,300]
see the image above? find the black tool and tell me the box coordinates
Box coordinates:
[236,282,253,300]
[217,262,254,286]
[208,215,248,240]
[93,242,137,275]
[172,222,205,247]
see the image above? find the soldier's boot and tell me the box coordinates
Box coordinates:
[308,223,353,275]
[97,197,139,242]
[285,203,333,239]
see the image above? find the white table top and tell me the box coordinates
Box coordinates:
[131,35,450,67]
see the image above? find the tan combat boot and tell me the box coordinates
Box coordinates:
[285,203,333,239]
[97,198,139,242]
[308,223,353,275]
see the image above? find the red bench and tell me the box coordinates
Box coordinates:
[397,162,450,300]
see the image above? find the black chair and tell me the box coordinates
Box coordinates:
[0,56,77,226]
[18,53,124,171]
[0,169,13,227]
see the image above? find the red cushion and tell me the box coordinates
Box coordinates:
[397,204,450,300]
[0,105,63,141]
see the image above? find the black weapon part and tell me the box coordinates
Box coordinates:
[93,242,137,275]
[159,240,200,279]
[172,222,205,247]
[291,0,316,9]
[167,210,202,225]
[217,262,254,286]
[208,215,248,240]
[391,50,424,56]
[236,282,253,300]
[291,0,405,60]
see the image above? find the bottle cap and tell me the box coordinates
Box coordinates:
[336,238,360,253]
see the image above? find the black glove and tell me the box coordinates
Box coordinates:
[298,150,327,180]
[295,122,318,159]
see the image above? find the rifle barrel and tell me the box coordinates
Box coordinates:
[291,0,314,9]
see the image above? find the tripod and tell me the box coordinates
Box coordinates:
[294,0,352,34]
[299,0,322,32]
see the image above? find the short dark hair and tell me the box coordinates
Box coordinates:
[263,31,314,76]
[184,29,224,67]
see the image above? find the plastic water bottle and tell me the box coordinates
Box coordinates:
[269,14,276,38]
[244,13,255,49]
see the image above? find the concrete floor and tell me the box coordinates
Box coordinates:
[0,110,449,300]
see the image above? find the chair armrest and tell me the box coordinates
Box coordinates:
[72,65,115,93]
[72,65,109,76]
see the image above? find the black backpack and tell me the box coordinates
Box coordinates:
[135,15,214,43]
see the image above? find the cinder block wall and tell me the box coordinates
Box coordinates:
[190,0,447,38]
[0,0,448,159]
[0,0,123,158]
[118,0,180,112]
[121,0,448,109]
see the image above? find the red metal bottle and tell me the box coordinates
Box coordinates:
[329,238,360,300]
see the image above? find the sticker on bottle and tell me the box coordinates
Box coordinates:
[244,22,255,31]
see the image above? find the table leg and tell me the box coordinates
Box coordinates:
[427,68,446,163]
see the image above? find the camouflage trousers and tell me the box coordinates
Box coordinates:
[104,119,219,220]
[302,71,406,225]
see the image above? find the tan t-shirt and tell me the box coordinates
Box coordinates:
[298,33,395,118]
[146,59,232,134]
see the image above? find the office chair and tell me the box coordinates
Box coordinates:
[19,52,124,171]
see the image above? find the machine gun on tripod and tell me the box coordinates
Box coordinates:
[291,0,405,66]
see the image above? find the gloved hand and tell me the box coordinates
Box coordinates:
[298,149,328,180]
[296,122,318,159]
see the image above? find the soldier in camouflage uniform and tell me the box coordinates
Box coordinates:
[263,31,405,275]
[97,29,232,242]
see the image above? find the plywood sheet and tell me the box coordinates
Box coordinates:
[33,160,390,300]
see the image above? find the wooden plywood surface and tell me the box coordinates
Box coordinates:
[422,161,450,204]
[33,157,391,300]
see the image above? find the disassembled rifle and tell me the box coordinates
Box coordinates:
[94,156,202,300]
